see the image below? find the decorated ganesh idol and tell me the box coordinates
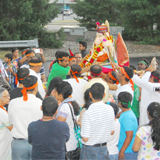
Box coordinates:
[79,20,129,74]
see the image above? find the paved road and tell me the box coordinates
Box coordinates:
[46,14,80,32]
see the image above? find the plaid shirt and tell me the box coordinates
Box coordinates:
[4,62,17,84]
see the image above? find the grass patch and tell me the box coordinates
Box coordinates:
[0,50,11,60]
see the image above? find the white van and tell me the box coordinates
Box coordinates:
[63,9,71,16]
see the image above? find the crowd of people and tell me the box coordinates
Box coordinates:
[0,41,160,160]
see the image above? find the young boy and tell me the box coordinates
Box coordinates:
[79,41,88,58]
[117,91,138,160]
[4,53,17,89]
[107,102,120,160]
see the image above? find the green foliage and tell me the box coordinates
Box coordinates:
[0,0,64,48]
[73,0,160,45]
[117,0,160,44]
[39,28,65,48]
[72,0,120,29]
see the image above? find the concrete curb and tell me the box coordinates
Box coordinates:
[129,53,160,58]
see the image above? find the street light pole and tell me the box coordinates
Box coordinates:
[62,0,64,21]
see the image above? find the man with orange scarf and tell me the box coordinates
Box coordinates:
[8,75,42,160]
[64,64,87,107]
[115,66,134,102]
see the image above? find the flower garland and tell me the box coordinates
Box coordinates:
[79,42,104,68]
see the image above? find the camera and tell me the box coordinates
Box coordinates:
[153,87,160,91]
[34,49,40,53]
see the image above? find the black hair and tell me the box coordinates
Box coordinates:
[12,48,19,54]
[17,68,29,84]
[150,70,160,83]
[21,48,30,57]
[56,51,69,63]
[129,65,136,70]
[46,77,63,96]
[147,102,160,150]
[55,81,80,115]
[79,41,87,49]
[42,96,58,117]
[138,58,149,66]
[25,49,34,56]
[22,75,37,92]
[123,66,134,82]
[83,88,92,110]
[29,56,42,67]
[5,53,13,61]
[70,64,82,77]
[90,83,104,100]
[90,65,102,77]
[109,102,119,116]
[110,71,118,84]
[118,92,132,108]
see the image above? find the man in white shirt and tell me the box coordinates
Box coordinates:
[115,66,134,100]
[80,83,115,160]
[8,75,43,160]
[29,57,45,98]
[132,68,160,125]
[83,65,109,103]
[64,64,87,107]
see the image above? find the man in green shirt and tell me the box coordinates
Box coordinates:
[47,51,70,87]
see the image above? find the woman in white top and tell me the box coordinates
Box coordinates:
[54,81,80,152]
[0,87,13,160]
[107,102,120,160]
[133,102,160,160]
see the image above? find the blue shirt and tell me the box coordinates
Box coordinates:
[118,110,138,153]
[28,119,70,160]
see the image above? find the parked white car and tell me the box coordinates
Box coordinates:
[63,9,71,16]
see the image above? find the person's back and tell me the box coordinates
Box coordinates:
[83,65,109,103]
[118,109,138,152]
[64,64,87,107]
[83,101,114,144]
[117,92,138,160]
[8,94,42,139]
[28,96,70,160]
[80,83,114,160]
[28,119,69,160]
[8,75,43,160]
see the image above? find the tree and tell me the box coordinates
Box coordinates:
[0,0,65,48]
[117,0,160,44]
[72,0,120,29]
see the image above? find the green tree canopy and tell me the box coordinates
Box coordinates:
[118,0,160,44]
[72,0,120,29]
[0,0,65,48]
[73,0,160,44]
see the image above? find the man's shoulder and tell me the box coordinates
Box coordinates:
[86,102,113,114]
[29,69,39,78]
[28,120,41,131]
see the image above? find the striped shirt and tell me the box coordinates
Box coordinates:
[81,101,115,146]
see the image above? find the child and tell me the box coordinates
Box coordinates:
[107,102,120,160]
[4,53,17,89]
[133,102,160,160]
[79,41,88,58]
[117,91,138,160]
